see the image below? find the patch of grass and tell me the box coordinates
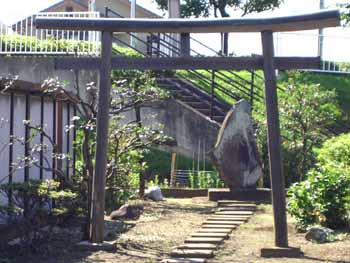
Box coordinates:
[279,72,350,122]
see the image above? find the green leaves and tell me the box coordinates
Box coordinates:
[287,134,350,231]
[258,71,341,184]
[153,0,282,18]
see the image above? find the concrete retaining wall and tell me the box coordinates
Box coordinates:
[122,99,221,159]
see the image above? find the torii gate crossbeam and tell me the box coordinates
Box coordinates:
[36,9,340,250]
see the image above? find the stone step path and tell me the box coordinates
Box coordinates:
[161,200,257,263]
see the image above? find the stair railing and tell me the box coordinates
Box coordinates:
[104,7,248,114]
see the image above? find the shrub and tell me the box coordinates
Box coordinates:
[287,134,350,231]
[314,133,350,169]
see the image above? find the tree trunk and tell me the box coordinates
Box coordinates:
[82,129,94,240]
[300,136,308,182]
[135,105,145,198]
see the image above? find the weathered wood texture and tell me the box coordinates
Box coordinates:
[90,31,112,243]
[261,31,288,248]
[54,56,321,71]
[180,33,190,56]
[35,10,340,33]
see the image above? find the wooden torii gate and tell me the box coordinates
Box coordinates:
[36,10,340,251]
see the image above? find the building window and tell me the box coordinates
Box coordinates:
[65,6,74,12]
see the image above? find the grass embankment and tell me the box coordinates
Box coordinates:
[179,69,350,116]
[179,69,350,132]
[177,69,264,105]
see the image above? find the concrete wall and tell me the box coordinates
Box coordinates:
[0,56,98,99]
[122,99,221,159]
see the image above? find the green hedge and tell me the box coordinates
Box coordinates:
[287,134,350,230]
[0,34,141,57]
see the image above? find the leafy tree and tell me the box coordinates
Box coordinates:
[154,0,283,54]
[344,2,350,23]
[254,72,341,186]
[278,73,340,182]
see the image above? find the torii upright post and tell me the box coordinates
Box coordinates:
[261,30,288,248]
[90,30,112,243]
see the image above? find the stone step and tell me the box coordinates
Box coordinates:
[185,237,224,244]
[218,203,256,208]
[202,224,237,229]
[161,258,207,263]
[187,101,208,108]
[171,249,214,259]
[204,220,244,225]
[180,96,199,102]
[215,211,254,216]
[197,228,232,234]
[207,217,248,222]
[217,207,256,212]
[191,232,229,239]
[177,243,218,250]
[218,200,253,205]
[209,214,250,218]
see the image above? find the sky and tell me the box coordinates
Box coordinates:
[0,0,349,61]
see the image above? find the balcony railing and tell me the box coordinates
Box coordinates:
[0,11,100,55]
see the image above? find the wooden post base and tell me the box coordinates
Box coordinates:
[261,247,302,258]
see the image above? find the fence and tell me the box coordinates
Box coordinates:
[0,85,75,207]
[275,32,350,73]
[174,170,218,187]
[0,11,100,55]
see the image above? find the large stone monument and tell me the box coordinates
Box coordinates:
[211,99,263,190]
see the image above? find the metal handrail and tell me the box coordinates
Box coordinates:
[158,26,265,99]
[105,7,250,108]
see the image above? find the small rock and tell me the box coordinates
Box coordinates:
[145,186,164,201]
[52,226,62,234]
[7,238,21,246]
[104,220,124,241]
[109,203,144,220]
[305,226,335,243]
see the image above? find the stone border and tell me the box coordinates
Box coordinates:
[161,188,208,198]
[208,188,271,203]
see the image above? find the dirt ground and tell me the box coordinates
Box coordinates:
[212,204,350,263]
[3,198,350,263]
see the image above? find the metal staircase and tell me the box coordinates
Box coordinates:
[105,7,350,134]
[105,7,260,124]
[157,76,230,123]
